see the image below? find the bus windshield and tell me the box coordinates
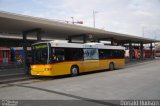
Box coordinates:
[32,43,49,64]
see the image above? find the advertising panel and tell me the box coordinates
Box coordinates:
[84,49,99,60]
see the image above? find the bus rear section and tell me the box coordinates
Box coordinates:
[98,49,125,70]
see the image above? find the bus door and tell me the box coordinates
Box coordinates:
[83,49,99,71]
[2,50,9,63]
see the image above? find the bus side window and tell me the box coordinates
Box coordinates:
[56,55,65,61]
[50,48,57,62]
[99,49,105,59]
[51,48,65,62]
[73,49,83,60]
[55,48,65,62]
[65,48,83,61]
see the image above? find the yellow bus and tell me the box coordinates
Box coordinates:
[31,40,125,76]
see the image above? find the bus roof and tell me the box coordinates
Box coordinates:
[33,40,125,50]
[50,40,84,48]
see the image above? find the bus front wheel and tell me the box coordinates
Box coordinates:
[71,65,79,76]
[109,63,114,71]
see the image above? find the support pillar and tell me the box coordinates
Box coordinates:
[37,30,42,41]
[140,42,144,60]
[68,36,72,43]
[150,43,153,59]
[129,42,133,60]
[23,33,28,74]
[97,39,100,43]
[111,40,114,45]
[22,28,42,75]
[111,39,118,45]
[83,35,87,43]
[110,38,115,45]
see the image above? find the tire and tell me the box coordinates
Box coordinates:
[109,63,114,71]
[71,65,79,76]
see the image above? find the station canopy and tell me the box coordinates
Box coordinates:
[0,11,159,43]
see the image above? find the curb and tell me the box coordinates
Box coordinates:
[0,77,30,84]
[125,59,159,68]
[0,75,37,84]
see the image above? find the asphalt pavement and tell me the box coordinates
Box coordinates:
[0,59,160,105]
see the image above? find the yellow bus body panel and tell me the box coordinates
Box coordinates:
[31,59,125,76]
[31,61,84,76]
[99,59,125,70]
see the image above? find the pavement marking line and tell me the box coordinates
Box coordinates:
[8,83,118,106]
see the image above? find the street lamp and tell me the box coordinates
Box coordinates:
[93,10,98,28]
[142,27,145,37]
[142,26,147,38]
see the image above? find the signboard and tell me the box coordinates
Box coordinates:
[32,44,48,49]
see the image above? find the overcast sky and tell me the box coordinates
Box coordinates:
[0,0,160,39]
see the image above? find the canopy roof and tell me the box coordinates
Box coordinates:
[0,11,159,43]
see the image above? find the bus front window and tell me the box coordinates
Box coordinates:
[32,44,49,64]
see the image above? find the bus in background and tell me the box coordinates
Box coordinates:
[143,49,154,58]
[155,50,160,57]
[125,49,140,59]
[31,40,125,76]
[125,48,157,59]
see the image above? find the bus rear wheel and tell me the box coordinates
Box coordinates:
[109,63,114,71]
[71,65,79,76]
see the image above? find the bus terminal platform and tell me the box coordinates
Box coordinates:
[0,58,159,84]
